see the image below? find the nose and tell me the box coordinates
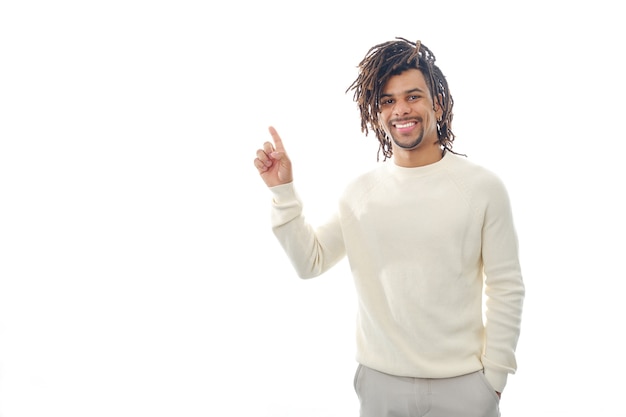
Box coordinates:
[393,100,411,116]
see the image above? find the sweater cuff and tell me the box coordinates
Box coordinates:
[269,182,297,205]
[483,368,508,393]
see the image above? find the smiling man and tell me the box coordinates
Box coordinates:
[254,38,525,417]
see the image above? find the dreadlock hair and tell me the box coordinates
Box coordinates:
[347,38,458,161]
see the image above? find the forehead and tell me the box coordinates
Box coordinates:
[381,68,429,96]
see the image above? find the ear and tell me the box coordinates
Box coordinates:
[435,94,444,121]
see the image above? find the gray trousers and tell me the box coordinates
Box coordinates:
[354,364,501,417]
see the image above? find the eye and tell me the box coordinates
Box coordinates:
[380,98,394,106]
[408,95,421,101]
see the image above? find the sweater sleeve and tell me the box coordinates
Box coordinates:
[480,177,525,393]
[269,182,346,279]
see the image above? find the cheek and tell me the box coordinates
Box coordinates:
[376,111,387,127]
[421,108,438,126]
[378,114,392,135]
[378,110,392,126]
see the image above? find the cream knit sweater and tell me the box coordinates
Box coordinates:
[269,152,524,393]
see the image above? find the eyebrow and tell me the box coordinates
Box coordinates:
[380,87,426,99]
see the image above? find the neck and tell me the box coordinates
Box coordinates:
[392,143,445,168]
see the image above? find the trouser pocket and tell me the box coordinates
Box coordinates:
[353,364,363,394]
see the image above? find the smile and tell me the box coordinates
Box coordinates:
[394,122,416,129]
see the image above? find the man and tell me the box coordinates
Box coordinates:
[253,38,524,417]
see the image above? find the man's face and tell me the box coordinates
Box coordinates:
[379,69,442,153]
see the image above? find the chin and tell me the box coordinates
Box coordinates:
[393,138,423,150]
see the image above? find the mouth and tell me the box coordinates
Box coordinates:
[392,120,418,133]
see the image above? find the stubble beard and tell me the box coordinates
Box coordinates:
[391,127,425,151]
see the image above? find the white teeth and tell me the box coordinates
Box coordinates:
[395,122,415,129]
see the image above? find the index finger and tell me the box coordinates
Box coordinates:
[268,126,286,153]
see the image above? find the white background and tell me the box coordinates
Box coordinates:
[1,0,625,416]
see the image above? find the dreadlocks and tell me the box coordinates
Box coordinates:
[347,38,457,161]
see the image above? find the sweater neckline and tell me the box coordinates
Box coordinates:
[386,150,453,177]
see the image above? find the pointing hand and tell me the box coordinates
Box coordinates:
[254,126,293,187]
